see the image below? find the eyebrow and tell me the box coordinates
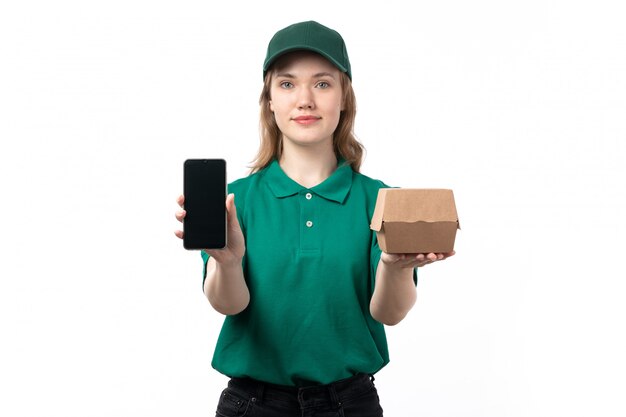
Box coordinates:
[275,71,337,79]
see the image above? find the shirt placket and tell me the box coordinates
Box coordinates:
[299,190,318,252]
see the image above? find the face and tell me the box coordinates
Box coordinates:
[269,51,343,150]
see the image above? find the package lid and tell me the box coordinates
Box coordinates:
[370,188,460,231]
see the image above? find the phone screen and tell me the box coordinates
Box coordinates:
[183,159,227,250]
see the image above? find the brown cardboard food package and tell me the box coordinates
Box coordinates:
[370,189,460,254]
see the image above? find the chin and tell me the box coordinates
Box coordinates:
[292,138,332,148]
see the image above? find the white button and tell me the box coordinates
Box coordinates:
[306,220,313,228]
[305,193,312,200]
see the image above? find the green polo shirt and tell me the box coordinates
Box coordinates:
[201,159,416,386]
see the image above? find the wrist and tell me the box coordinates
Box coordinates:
[378,258,415,281]
[215,258,243,272]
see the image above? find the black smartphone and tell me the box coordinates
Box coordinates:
[183,159,227,250]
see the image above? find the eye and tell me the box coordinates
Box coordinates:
[279,81,294,89]
[316,81,330,89]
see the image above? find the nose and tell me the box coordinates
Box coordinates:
[297,87,315,110]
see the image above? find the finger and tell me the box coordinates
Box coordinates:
[412,255,429,266]
[435,251,455,261]
[426,253,438,262]
[174,229,183,239]
[177,194,185,208]
[175,209,186,222]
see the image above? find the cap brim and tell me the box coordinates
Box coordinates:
[263,46,348,77]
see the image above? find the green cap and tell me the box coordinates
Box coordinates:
[263,21,352,80]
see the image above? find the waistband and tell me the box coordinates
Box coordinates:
[227,373,375,408]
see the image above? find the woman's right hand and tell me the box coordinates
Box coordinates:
[175,194,246,265]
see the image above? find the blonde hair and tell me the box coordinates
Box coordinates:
[250,68,364,173]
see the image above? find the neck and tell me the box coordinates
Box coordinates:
[279,140,337,188]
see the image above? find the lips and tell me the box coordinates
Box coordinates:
[292,115,321,125]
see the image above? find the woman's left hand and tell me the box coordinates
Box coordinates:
[381,251,456,269]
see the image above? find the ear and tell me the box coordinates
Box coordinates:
[269,100,274,113]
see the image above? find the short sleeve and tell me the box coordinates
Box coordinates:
[370,232,383,284]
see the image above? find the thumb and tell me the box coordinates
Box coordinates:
[226,193,241,231]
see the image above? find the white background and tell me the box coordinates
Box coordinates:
[1,1,625,416]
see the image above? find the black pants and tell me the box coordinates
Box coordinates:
[215,373,384,417]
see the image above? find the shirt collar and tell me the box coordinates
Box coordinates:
[265,159,353,204]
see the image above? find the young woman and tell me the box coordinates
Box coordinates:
[175,20,455,417]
